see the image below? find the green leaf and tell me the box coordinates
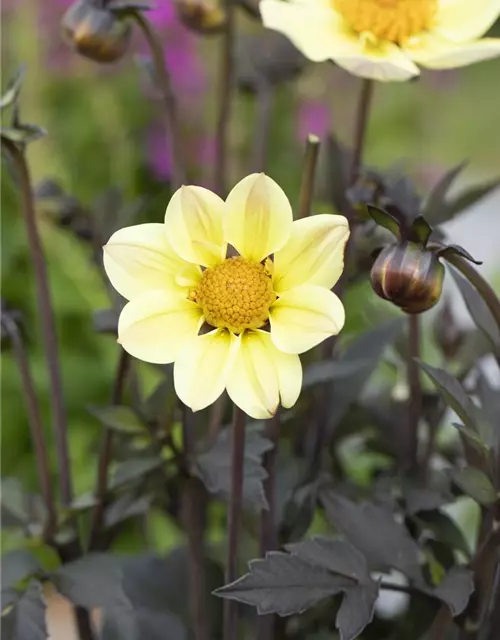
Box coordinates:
[89,406,146,435]
[286,538,368,583]
[437,244,482,265]
[302,358,371,388]
[408,215,433,246]
[0,66,26,111]
[1,581,47,640]
[1,478,29,527]
[326,319,405,435]
[450,467,497,506]
[214,551,353,616]
[417,362,484,437]
[438,178,500,224]
[422,162,467,223]
[2,550,42,594]
[450,269,500,351]
[110,458,162,490]
[432,567,474,616]
[414,510,470,558]
[1,125,46,145]
[92,309,118,335]
[320,491,423,582]
[336,582,379,640]
[366,205,401,239]
[195,428,273,508]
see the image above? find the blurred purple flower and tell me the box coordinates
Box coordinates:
[297,100,330,142]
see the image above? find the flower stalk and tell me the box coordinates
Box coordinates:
[131,10,186,189]
[181,405,209,640]
[215,0,236,194]
[1,312,57,539]
[223,404,246,640]
[297,134,320,219]
[88,349,130,551]
[2,138,73,508]
[407,313,422,474]
[349,78,374,185]
[258,411,280,640]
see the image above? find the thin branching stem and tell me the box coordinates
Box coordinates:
[223,404,246,640]
[215,0,236,195]
[2,137,73,507]
[297,135,321,219]
[348,78,374,185]
[407,314,422,474]
[251,83,274,174]
[2,313,57,539]
[88,349,130,550]
[132,11,186,189]
[258,411,281,640]
[181,405,209,640]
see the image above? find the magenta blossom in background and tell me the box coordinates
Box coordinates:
[297,100,331,142]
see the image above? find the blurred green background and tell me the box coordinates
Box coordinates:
[2,0,500,553]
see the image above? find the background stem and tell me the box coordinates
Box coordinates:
[407,314,422,475]
[181,405,209,640]
[251,84,274,174]
[2,138,73,507]
[348,79,374,185]
[132,11,186,189]
[258,412,280,640]
[215,0,235,195]
[223,405,246,640]
[88,349,130,550]
[297,135,320,220]
[1,312,57,539]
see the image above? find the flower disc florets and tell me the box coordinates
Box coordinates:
[192,257,276,333]
[334,0,437,44]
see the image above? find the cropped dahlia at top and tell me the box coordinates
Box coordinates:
[103,173,349,419]
[260,0,500,81]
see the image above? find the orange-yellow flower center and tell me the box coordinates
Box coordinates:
[192,257,276,334]
[334,0,437,43]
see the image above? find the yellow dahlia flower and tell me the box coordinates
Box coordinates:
[260,0,500,81]
[103,174,349,419]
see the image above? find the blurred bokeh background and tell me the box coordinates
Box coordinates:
[2,0,500,561]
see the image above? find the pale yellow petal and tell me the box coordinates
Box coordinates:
[260,0,343,62]
[226,331,301,419]
[103,223,200,300]
[333,39,420,81]
[224,173,293,262]
[164,185,226,267]
[273,214,349,293]
[173,329,238,412]
[435,0,500,41]
[404,33,500,68]
[118,290,203,364]
[270,285,345,354]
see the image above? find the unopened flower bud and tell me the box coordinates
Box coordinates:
[370,242,444,314]
[62,0,131,63]
[175,0,226,34]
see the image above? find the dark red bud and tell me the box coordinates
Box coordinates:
[370,242,444,314]
[62,0,131,64]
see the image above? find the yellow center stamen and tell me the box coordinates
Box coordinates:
[334,0,437,43]
[192,256,276,334]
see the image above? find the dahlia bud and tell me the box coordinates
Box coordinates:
[62,0,131,63]
[175,0,226,34]
[370,242,444,314]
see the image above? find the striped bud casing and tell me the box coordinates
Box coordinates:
[370,242,444,314]
[62,0,131,63]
